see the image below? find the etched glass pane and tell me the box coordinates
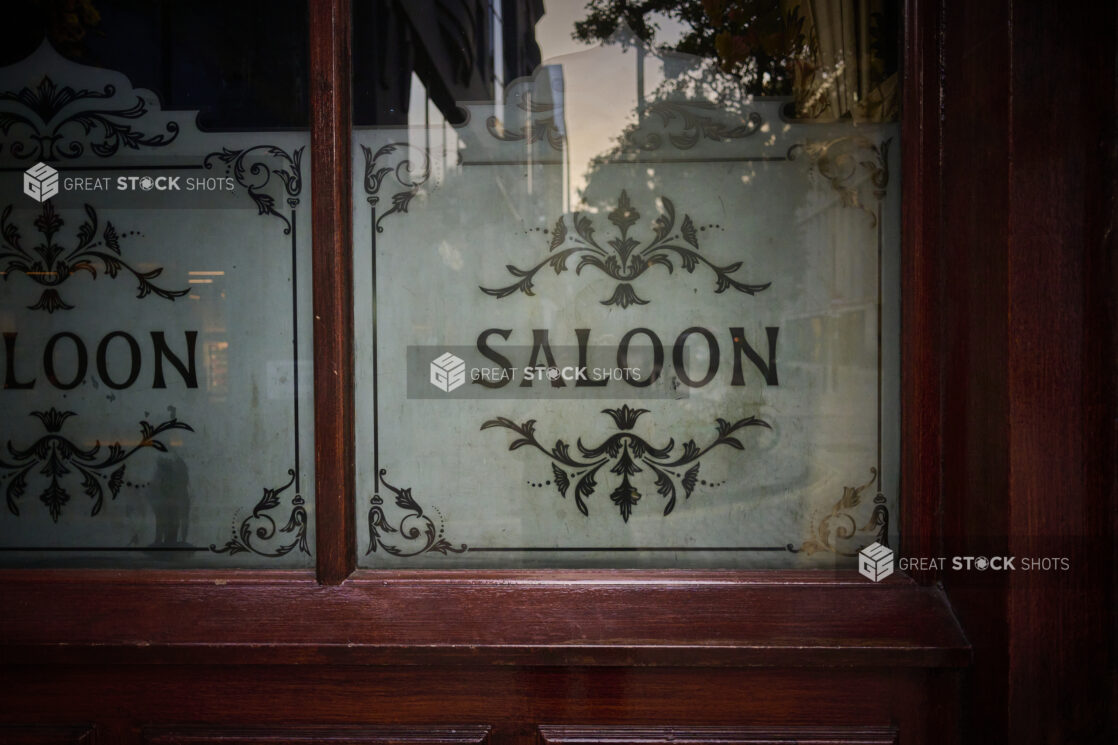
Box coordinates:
[355,0,900,567]
[0,2,313,566]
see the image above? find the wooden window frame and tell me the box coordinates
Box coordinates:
[0,0,970,669]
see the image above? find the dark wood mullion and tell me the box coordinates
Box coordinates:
[310,0,356,584]
[900,0,945,584]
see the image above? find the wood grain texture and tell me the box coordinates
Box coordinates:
[0,727,95,745]
[0,666,951,745]
[144,726,491,745]
[938,0,1012,740]
[309,0,356,584]
[0,569,969,668]
[936,0,1117,742]
[1003,0,1115,742]
[899,0,944,585]
[536,725,898,745]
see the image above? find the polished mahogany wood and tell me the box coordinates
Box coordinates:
[938,1,1013,738]
[1002,0,1114,741]
[0,728,95,745]
[310,0,356,584]
[899,0,944,586]
[536,726,898,745]
[0,569,969,668]
[936,0,1116,742]
[144,726,491,745]
[0,665,951,745]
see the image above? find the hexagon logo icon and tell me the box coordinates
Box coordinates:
[858,541,894,582]
[24,162,59,202]
[430,352,466,393]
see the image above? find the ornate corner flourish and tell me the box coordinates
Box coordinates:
[789,136,892,226]
[0,201,188,312]
[204,145,303,234]
[480,189,771,308]
[0,408,193,522]
[482,405,771,522]
[361,142,432,232]
[367,468,467,557]
[486,98,565,151]
[800,467,889,556]
[211,469,309,557]
[0,76,179,161]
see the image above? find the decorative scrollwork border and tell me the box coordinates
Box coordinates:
[204,145,304,234]
[204,143,309,559]
[211,469,309,557]
[482,405,771,522]
[362,142,432,232]
[0,201,188,313]
[0,76,179,161]
[480,189,771,307]
[0,40,311,561]
[801,468,890,556]
[486,98,565,151]
[367,469,466,557]
[359,129,894,558]
[362,141,463,561]
[0,408,193,522]
[789,136,892,225]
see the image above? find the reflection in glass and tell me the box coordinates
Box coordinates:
[351,0,901,569]
[0,1,315,566]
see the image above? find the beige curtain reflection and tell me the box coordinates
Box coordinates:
[792,0,899,121]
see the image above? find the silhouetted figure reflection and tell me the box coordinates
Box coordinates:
[148,453,191,547]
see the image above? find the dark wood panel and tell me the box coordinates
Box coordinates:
[1003,0,1115,741]
[144,726,490,745]
[0,727,95,745]
[0,570,969,668]
[537,725,897,745]
[0,666,946,745]
[935,0,1117,742]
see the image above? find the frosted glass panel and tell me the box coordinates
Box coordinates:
[0,7,313,567]
[354,20,901,568]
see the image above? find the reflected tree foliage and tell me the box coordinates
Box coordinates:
[573,0,899,121]
[572,0,900,211]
